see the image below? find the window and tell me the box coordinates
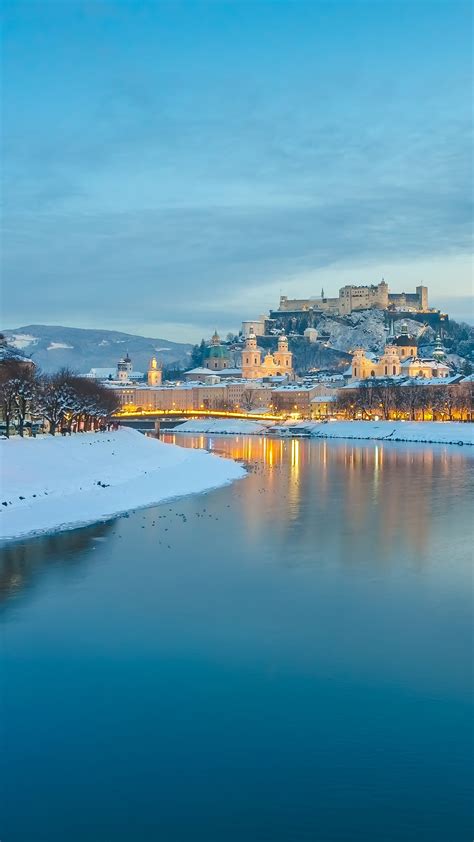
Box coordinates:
[384,366,388,375]
[393,366,396,375]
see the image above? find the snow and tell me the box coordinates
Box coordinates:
[275,420,474,446]
[47,342,74,351]
[316,311,428,354]
[0,428,245,542]
[174,419,270,435]
[7,333,38,350]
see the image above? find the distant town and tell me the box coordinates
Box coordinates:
[81,280,472,424]
[1,280,473,433]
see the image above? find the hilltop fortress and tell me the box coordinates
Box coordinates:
[277,280,429,317]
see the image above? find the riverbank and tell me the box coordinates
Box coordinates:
[0,428,245,541]
[173,418,473,445]
[284,420,474,445]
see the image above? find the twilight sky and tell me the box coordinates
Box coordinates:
[2,0,472,341]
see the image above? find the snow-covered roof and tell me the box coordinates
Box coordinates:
[271,384,317,393]
[84,367,144,380]
[185,367,216,375]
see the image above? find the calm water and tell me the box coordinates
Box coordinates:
[1,435,472,842]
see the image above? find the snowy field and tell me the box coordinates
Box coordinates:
[0,428,245,542]
[173,419,271,435]
[282,420,474,446]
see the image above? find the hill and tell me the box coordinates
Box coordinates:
[2,325,193,374]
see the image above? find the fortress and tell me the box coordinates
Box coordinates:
[277,281,429,317]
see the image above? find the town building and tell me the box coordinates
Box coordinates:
[348,346,450,381]
[83,354,144,383]
[241,331,294,379]
[110,380,274,413]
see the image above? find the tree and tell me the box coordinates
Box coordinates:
[190,339,206,368]
[241,389,259,412]
[371,379,397,420]
[37,373,76,435]
[12,371,38,436]
[0,362,19,438]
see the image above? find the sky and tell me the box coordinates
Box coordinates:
[1,0,472,342]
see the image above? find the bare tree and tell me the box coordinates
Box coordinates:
[241,389,259,412]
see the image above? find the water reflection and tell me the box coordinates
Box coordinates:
[163,433,471,563]
[0,521,113,606]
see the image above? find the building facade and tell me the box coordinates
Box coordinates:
[277,282,430,317]
[241,332,294,379]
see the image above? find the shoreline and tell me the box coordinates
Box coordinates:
[0,428,246,543]
[171,418,474,447]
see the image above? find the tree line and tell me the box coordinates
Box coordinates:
[336,379,473,421]
[0,358,118,437]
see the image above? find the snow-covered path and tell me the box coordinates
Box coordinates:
[0,428,245,542]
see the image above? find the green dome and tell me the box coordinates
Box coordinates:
[205,345,230,359]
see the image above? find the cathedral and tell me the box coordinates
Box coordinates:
[203,331,231,371]
[241,331,294,379]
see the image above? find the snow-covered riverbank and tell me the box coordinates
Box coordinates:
[276,420,474,445]
[172,418,473,446]
[0,428,245,542]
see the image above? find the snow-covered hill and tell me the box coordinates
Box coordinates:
[2,325,193,374]
[316,311,431,354]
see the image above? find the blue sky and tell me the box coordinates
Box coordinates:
[2,0,472,340]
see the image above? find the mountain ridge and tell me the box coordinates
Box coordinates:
[2,325,192,374]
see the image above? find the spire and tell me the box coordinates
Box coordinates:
[433,333,445,361]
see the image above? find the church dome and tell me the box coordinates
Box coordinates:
[205,344,230,360]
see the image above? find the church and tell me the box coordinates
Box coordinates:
[203,331,231,371]
[241,330,294,379]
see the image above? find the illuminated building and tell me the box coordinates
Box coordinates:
[241,331,294,380]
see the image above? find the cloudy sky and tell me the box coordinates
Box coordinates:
[2,0,472,341]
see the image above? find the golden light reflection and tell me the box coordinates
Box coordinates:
[159,432,470,563]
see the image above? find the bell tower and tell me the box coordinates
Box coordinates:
[274,334,293,376]
[147,357,162,386]
[241,330,262,379]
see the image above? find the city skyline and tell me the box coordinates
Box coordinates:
[2,0,472,342]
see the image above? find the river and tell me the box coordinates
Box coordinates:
[0,435,472,841]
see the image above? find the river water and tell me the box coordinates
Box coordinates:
[1,435,472,842]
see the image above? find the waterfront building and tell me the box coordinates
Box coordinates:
[111,380,274,413]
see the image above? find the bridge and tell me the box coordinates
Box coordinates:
[113,407,284,430]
